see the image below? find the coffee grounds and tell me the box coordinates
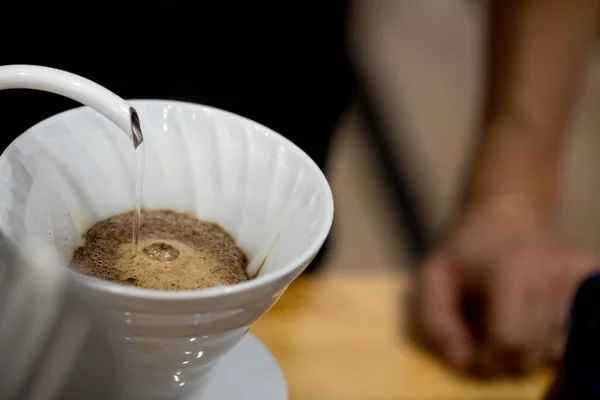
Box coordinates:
[70,210,249,291]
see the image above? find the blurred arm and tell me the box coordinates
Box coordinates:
[463,0,600,222]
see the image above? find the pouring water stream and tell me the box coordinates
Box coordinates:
[0,65,145,251]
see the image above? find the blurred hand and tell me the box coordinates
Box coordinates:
[410,198,597,376]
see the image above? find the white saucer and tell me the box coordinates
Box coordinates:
[193,334,287,400]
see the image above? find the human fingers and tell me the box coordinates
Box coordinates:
[414,253,473,368]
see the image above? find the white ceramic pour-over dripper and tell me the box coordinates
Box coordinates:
[0,64,143,148]
[0,98,333,400]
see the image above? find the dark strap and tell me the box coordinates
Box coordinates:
[546,273,600,399]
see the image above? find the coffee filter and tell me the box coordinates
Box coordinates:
[0,100,331,279]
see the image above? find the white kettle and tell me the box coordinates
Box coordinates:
[0,64,142,400]
[0,231,124,400]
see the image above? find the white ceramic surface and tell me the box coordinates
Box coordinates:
[0,100,333,400]
[194,333,287,400]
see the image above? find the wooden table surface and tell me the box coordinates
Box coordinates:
[251,272,552,400]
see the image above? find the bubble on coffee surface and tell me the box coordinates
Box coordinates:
[143,241,180,263]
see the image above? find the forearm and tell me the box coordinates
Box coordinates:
[464,0,600,221]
